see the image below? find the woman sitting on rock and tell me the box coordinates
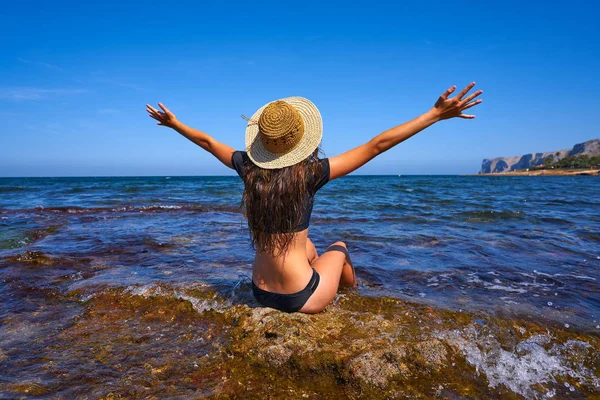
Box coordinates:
[146,83,482,313]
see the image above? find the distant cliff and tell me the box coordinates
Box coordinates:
[480,138,600,174]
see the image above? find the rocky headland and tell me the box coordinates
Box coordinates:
[480,138,600,175]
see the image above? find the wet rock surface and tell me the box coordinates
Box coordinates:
[219,291,600,399]
[1,252,599,399]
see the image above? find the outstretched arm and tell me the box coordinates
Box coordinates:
[328,83,483,180]
[146,102,235,168]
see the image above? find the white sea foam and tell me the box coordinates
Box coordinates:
[483,282,527,293]
[139,205,183,210]
[466,273,483,284]
[532,271,597,282]
[125,282,231,313]
[66,270,82,280]
[565,274,596,281]
[437,326,600,399]
[79,292,97,302]
[174,292,225,313]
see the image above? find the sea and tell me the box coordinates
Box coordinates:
[1,175,599,398]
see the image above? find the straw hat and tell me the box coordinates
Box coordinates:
[244,96,322,169]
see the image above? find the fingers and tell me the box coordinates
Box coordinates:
[457,82,476,100]
[460,90,483,105]
[440,85,456,100]
[148,113,161,122]
[146,103,173,128]
[158,102,171,115]
[147,110,164,121]
[459,113,476,119]
[146,104,167,123]
[147,109,160,119]
[146,104,160,115]
[461,99,482,111]
[146,106,161,118]
[146,103,169,118]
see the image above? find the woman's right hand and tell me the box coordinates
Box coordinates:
[431,82,483,120]
[146,102,179,128]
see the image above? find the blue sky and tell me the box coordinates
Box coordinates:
[1,1,598,176]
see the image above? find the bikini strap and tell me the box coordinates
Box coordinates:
[324,244,350,259]
[323,245,356,287]
[308,268,320,292]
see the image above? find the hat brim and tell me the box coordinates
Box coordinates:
[245,96,322,169]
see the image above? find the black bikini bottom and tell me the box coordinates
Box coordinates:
[252,268,320,313]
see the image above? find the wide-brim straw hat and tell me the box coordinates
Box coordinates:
[244,96,322,169]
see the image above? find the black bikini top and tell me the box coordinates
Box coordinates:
[231,151,330,232]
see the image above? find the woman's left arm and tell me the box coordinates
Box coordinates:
[146,102,235,168]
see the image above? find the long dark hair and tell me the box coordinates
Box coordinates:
[241,148,322,256]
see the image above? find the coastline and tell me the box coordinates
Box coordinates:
[472,169,600,176]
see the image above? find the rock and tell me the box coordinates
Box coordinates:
[9,281,597,399]
[480,138,600,173]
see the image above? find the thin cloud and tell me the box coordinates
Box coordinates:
[17,57,65,71]
[0,88,87,101]
[22,122,66,135]
[95,78,147,92]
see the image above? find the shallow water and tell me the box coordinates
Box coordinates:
[1,175,599,398]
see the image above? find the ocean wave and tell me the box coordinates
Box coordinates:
[124,282,230,313]
[454,209,526,222]
[438,326,600,399]
[0,203,242,215]
[0,186,28,193]
[0,225,61,250]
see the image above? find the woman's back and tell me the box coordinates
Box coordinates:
[231,150,330,293]
[252,230,312,293]
[231,150,329,235]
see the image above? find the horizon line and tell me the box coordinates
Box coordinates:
[0,173,479,178]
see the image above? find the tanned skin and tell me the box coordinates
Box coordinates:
[146,83,482,313]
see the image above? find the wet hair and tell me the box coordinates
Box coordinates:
[241,148,322,257]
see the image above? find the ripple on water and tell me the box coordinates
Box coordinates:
[453,209,526,223]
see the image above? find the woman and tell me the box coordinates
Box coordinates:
[146,83,482,313]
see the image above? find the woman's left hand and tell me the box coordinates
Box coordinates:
[431,82,483,120]
[146,102,178,128]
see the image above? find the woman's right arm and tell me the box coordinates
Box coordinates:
[328,83,483,180]
[146,102,235,168]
